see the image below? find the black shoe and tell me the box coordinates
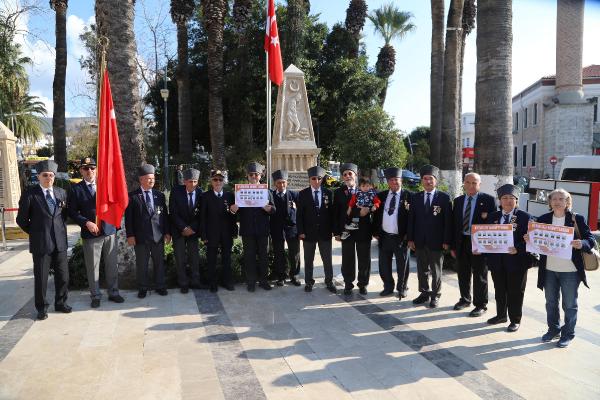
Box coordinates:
[359,287,367,295]
[37,310,48,320]
[210,284,218,293]
[55,304,72,313]
[108,294,124,303]
[156,288,168,296]
[487,315,508,325]
[453,300,471,311]
[541,330,561,342]
[259,282,272,291]
[223,284,235,291]
[469,307,487,317]
[507,323,520,332]
[275,280,284,287]
[91,299,101,308]
[429,298,439,308]
[412,293,430,305]
[327,284,337,294]
[343,288,352,295]
[289,277,301,286]
[247,284,256,292]
[304,284,312,292]
[137,290,147,299]
[180,287,189,294]
[379,289,394,296]
[399,290,408,299]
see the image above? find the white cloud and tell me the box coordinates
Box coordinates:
[30,91,54,117]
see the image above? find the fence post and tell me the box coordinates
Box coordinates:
[0,207,6,251]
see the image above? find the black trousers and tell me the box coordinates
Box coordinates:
[33,250,69,312]
[173,236,200,288]
[341,238,371,289]
[134,240,166,290]
[490,264,528,323]
[457,235,488,307]
[242,235,269,285]
[378,233,409,292]
[207,242,232,286]
[415,246,444,298]
[272,236,300,280]
[303,240,333,286]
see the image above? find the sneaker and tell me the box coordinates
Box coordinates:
[108,294,125,303]
[557,337,572,348]
[340,231,351,240]
[541,330,560,342]
[469,307,487,317]
[344,222,359,231]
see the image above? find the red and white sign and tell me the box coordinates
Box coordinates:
[471,224,514,254]
[549,155,558,166]
[235,184,269,207]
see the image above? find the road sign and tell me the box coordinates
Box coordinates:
[549,156,558,166]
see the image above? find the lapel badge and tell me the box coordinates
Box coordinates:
[433,205,441,216]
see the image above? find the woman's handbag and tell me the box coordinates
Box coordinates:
[572,213,600,271]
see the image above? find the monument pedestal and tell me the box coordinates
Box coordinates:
[0,122,21,225]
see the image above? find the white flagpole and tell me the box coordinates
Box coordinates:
[266,1,272,190]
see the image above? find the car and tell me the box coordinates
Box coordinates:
[402,170,420,185]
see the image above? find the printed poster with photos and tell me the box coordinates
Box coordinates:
[526,221,574,260]
[471,224,514,254]
[235,184,269,207]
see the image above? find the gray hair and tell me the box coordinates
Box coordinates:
[547,188,572,211]
[463,172,481,182]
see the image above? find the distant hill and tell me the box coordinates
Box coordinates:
[41,117,96,134]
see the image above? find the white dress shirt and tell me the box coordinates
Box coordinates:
[382,190,400,234]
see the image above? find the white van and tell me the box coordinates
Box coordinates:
[559,155,600,182]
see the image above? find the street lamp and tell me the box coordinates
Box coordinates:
[160,67,170,190]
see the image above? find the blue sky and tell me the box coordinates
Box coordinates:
[15,0,600,133]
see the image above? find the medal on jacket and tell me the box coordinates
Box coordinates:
[510,215,517,231]
[433,205,441,216]
[156,205,162,215]
[481,212,488,219]
[404,200,410,210]
[323,195,329,207]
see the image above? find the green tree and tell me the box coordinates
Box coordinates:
[404,126,431,171]
[335,106,407,171]
[368,3,415,106]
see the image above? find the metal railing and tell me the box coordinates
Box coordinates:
[0,207,18,251]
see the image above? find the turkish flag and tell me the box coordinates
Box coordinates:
[96,68,128,228]
[264,0,284,86]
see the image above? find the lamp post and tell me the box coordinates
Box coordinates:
[160,67,170,190]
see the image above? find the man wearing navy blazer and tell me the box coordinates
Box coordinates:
[269,169,301,286]
[407,164,452,308]
[125,164,171,298]
[451,172,496,317]
[17,160,70,320]
[169,168,203,293]
[372,167,412,298]
[296,166,337,293]
[68,157,123,309]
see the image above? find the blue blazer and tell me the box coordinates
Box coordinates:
[452,192,496,257]
[485,209,532,272]
[125,188,170,244]
[536,211,594,289]
[68,180,116,239]
[407,190,453,250]
[270,189,299,241]
[168,185,202,239]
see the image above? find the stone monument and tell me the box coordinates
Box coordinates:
[272,64,320,189]
[0,121,21,225]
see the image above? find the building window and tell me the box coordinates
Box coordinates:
[522,144,527,167]
[524,108,528,128]
[595,104,598,123]
[514,147,518,167]
[534,103,538,125]
[531,143,537,167]
[514,112,519,132]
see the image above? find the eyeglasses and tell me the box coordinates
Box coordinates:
[310,176,322,181]
[40,173,54,178]
[212,178,224,182]
[342,172,355,177]
[248,172,260,177]
[82,166,96,171]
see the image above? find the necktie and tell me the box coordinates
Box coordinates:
[45,190,56,213]
[145,191,153,213]
[425,192,431,213]
[463,196,472,232]
[503,214,510,224]
[188,192,194,211]
[279,191,285,199]
[88,183,96,196]
[388,192,397,216]
[314,190,320,209]
[217,192,222,198]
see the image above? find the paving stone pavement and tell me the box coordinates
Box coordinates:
[0,236,599,400]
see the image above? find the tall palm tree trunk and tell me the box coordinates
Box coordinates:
[457,0,476,173]
[175,21,193,157]
[203,0,227,170]
[96,0,146,189]
[51,0,68,172]
[440,0,464,198]
[474,0,513,191]
[429,0,444,166]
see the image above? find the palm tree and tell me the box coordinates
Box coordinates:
[50,0,68,172]
[439,0,464,198]
[474,0,513,185]
[5,95,47,143]
[202,0,227,170]
[429,0,444,166]
[368,4,415,106]
[170,0,195,158]
[96,0,146,189]
[344,0,367,58]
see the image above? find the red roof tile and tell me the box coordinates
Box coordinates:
[543,65,600,79]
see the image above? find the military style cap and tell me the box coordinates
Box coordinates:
[340,162,358,174]
[246,162,264,174]
[272,169,288,182]
[210,169,225,178]
[79,157,96,167]
[419,164,440,180]
[183,168,200,181]
[36,160,58,174]
[137,164,155,177]
[307,166,326,178]
[497,184,520,199]
[384,167,402,179]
